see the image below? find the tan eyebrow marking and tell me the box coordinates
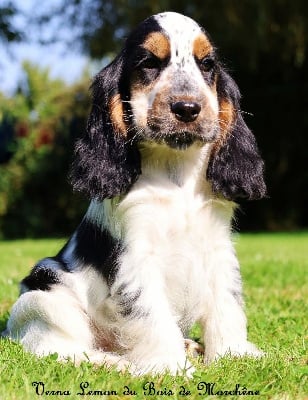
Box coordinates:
[193,33,213,60]
[143,32,171,59]
[109,94,127,137]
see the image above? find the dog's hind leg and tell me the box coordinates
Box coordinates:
[4,287,131,372]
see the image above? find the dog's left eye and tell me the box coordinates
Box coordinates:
[199,56,216,73]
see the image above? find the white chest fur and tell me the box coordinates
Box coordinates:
[101,143,236,329]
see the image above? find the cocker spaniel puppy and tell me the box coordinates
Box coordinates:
[4,12,266,375]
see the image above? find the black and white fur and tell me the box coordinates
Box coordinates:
[4,12,266,375]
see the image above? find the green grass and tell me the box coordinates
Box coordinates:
[0,233,307,399]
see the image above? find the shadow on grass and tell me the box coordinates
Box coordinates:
[0,312,9,333]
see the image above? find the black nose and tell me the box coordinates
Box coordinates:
[171,101,201,122]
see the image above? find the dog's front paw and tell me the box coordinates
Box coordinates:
[131,356,194,377]
[205,341,264,364]
[71,350,133,373]
[228,341,264,358]
[237,341,265,358]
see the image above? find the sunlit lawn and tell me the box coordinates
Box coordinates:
[0,233,307,399]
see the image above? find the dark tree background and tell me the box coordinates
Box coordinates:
[0,0,307,235]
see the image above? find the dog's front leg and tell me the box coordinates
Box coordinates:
[126,307,192,376]
[201,248,262,363]
[111,253,192,376]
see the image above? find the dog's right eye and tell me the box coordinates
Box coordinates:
[133,50,165,83]
[135,48,163,71]
[138,55,162,70]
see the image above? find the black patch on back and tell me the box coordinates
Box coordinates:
[74,219,122,284]
[21,258,63,292]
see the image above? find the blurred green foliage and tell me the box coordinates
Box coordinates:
[0,63,90,238]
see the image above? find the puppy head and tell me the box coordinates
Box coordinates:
[127,12,219,149]
[71,12,266,201]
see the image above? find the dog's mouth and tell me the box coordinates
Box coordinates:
[137,122,219,150]
[164,132,198,150]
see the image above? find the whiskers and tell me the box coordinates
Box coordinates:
[113,96,225,146]
[127,126,144,144]
[238,109,254,117]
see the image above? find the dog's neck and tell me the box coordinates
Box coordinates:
[138,141,213,189]
[85,141,215,237]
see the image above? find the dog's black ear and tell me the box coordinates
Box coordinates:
[207,69,266,201]
[70,54,141,200]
